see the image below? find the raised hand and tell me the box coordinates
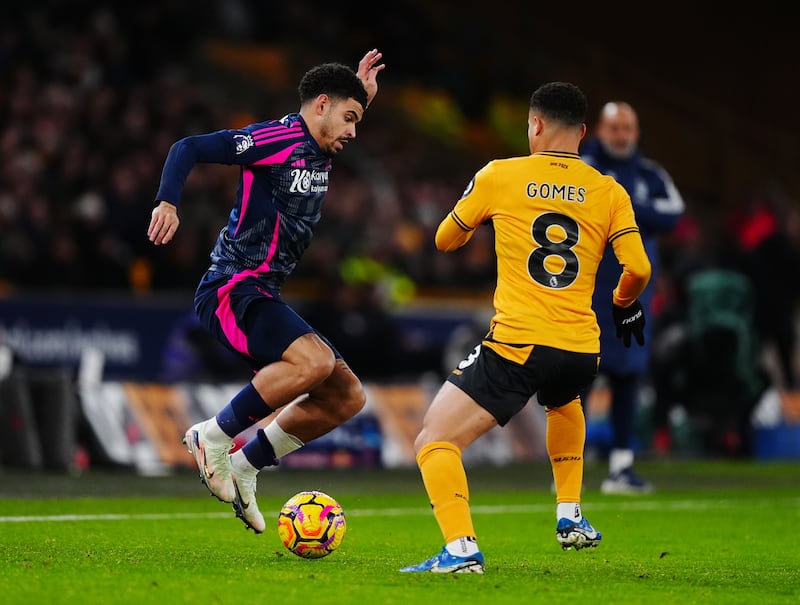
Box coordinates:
[356,49,385,108]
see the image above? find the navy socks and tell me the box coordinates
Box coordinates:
[215,383,269,438]
[241,428,279,469]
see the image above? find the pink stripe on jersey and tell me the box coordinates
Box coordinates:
[264,212,281,268]
[253,125,301,140]
[252,123,301,137]
[214,215,282,357]
[252,143,301,166]
[253,131,304,145]
[234,168,255,237]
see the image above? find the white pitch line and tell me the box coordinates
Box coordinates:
[0,512,233,523]
[1,497,798,524]
[353,496,800,518]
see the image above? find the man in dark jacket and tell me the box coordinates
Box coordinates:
[581,101,684,493]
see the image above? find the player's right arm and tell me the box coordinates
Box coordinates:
[149,126,288,246]
[435,210,476,252]
[434,168,493,252]
[148,131,237,246]
[148,200,179,245]
[154,132,238,207]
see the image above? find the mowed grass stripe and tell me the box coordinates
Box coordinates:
[3,495,798,523]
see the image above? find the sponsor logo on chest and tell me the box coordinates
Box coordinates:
[289,168,329,194]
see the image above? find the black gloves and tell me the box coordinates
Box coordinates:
[612,300,646,347]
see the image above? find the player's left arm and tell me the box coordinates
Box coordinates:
[608,186,652,305]
[610,229,651,346]
[356,49,385,108]
[611,231,651,307]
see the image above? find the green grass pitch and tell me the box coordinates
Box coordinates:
[1,460,798,604]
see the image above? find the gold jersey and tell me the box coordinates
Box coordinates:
[436,151,651,358]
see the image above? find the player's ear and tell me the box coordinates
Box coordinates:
[531,115,544,136]
[314,94,330,115]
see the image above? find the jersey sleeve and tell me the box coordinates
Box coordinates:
[155,131,234,207]
[155,122,306,207]
[608,185,652,307]
[435,165,494,252]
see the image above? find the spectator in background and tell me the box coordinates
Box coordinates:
[0,6,225,291]
[0,7,514,297]
[726,195,800,390]
[581,101,685,493]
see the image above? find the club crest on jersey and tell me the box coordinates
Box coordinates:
[460,177,475,199]
[234,134,254,154]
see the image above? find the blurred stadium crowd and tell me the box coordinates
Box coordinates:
[0,1,502,297]
[1,2,799,458]
[2,2,797,296]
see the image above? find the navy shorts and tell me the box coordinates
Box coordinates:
[447,341,600,426]
[194,272,340,371]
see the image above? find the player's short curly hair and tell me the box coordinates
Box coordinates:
[298,62,368,109]
[529,82,587,127]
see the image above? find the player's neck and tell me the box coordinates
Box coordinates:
[531,133,580,155]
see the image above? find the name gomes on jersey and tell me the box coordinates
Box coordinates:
[524,181,585,289]
[526,181,586,203]
[290,168,328,194]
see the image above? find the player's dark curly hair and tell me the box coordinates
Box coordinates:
[298,62,368,109]
[529,82,587,127]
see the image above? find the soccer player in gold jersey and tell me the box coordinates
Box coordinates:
[400,82,651,574]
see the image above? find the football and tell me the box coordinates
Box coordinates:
[277,490,347,559]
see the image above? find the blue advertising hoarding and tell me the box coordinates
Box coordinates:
[0,293,190,380]
[0,293,477,381]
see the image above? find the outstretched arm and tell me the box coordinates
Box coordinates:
[147,130,237,246]
[357,49,385,108]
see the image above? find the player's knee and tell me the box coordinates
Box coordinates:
[293,347,336,387]
[307,353,337,383]
[412,432,429,454]
[335,378,366,421]
[285,334,337,384]
[324,367,366,423]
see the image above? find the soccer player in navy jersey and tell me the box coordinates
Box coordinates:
[147,49,384,533]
